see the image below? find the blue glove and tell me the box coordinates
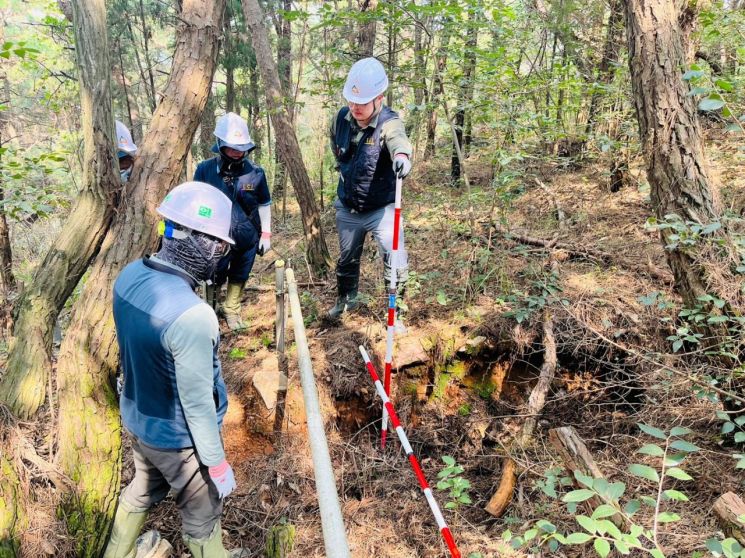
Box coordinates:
[208,460,236,499]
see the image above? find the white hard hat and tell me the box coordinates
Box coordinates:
[343,57,388,104]
[157,181,234,244]
[214,112,254,152]
[115,120,138,156]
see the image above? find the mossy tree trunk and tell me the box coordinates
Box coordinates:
[54,1,224,555]
[242,0,332,275]
[0,454,24,557]
[0,0,119,421]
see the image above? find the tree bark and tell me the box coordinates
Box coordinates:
[425,23,451,160]
[452,9,479,181]
[356,0,377,57]
[0,0,120,420]
[625,0,721,308]
[713,492,745,546]
[242,0,332,274]
[200,91,216,159]
[54,1,224,555]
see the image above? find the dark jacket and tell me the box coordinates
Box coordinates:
[333,106,398,212]
[194,157,270,250]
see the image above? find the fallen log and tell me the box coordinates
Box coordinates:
[549,426,629,529]
[712,492,745,546]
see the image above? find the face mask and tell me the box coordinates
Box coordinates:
[120,167,132,182]
[158,223,229,283]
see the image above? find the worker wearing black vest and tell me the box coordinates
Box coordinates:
[328,57,413,328]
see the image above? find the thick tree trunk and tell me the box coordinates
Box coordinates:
[242,0,332,274]
[0,0,120,420]
[624,0,720,308]
[54,2,224,555]
[356,0,377,57]
[200,91,216,159]
[0,453,24,555]
[452,11,478,181]
[271,0,292,201]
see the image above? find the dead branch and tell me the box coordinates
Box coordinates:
[484,457,517,517]
[520,309,557,443]
[549,426,629,529]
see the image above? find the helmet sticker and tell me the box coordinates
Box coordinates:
[352,85,360,95]
[198,205,213,218]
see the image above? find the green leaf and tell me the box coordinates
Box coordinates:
[605,482,626,500]
[640,495,658,507]
[669,426,693,436]
[563,489,596,503]
[638,423,667,439]
[663,489,689,501]
[663,452,687,467]
[624,500,641,516]
[666,467,693,480]
[575,471,595,488]
[735,432,745,443]
[597,520,623,540]
[436,290,448,305]
[699,97,725,111]
[628,463,660,482]
[706,538,724,554]
[442,455,455,466]
[594,538,611,558]
[715,79,734,92]
[577,515,598,534]
[657,512,681,523]
[523,528,538,541]
[592,505,619,520]
[536,520,556,533]
[670,439,699,453]
[614,540,631,554]
[565,532,593,544]
[649,549,665,558]
[637,444,665,457]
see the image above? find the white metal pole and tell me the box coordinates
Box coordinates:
[286,268,351,557]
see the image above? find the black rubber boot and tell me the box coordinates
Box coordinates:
[327,276,359,320]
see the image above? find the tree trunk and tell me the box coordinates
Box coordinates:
[624,0,721,308]
[425,24,452,160]
[242,0,332,275]
[54,2,224,555]
[0,0,120,420]
[356,0,377,57]
[115,42,144,144]
[247,47,263,158]
[451,10,479,182]
[270,0,292,201]
[200,91,216,159]
[0,453,24,555]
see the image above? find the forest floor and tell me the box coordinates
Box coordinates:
[9,128,745,557]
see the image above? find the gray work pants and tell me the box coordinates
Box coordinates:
[120,438,223,539]
[334,199,409,287]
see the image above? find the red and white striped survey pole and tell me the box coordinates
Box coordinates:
[381,175,404,449]
[360,346,461,558]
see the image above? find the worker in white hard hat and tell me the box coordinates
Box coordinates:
[105,181,247,558]
[194,112,272,331]
[115,120,138,182]
[328,57,412,330]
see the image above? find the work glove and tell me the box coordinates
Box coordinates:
[257,231,271,256]
[393,154,411,178]
[208,460,236,499]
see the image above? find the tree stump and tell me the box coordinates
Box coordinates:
[265,521,296,558]
[712,492,745,546]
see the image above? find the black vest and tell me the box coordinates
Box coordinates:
[334,106,398,212]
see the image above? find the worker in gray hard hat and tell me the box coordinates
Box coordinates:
[116,120,138,182]
[328,57,412,331]
[104,181,247,558]
[194,112,272,331]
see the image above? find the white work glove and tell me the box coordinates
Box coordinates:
[393,154,411,178]
[208,460,236,499]
[258,204,271,256]
[258,232,271,256]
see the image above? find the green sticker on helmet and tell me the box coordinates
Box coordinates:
[198,205,213,218]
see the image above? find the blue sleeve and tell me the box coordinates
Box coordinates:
[194,162,205,182]
[256,167,271,205]
[165,303,225,467]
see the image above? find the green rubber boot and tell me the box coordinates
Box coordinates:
[184,521,249,558]
[223,282,247,331]
[103,499,149,558]
[205,283,219,312]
